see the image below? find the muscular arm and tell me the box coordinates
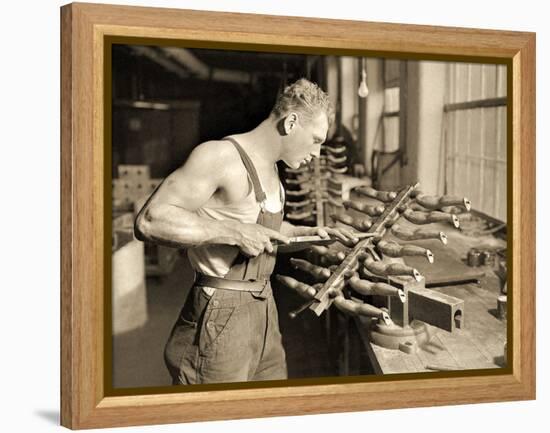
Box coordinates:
[135,141,289,256]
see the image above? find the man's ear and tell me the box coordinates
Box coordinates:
[283,112,299,135]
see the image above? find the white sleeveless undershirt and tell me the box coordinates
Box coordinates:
[187,183,260,278]
[187,178,284,278]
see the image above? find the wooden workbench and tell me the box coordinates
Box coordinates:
[347,219,508,375]
[354,277,507,374]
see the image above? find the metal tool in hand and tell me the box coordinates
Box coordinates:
[274,232,376,250]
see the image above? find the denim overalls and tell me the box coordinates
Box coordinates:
[164,138,287,384]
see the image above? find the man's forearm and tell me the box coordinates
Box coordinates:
[135,203,242,249]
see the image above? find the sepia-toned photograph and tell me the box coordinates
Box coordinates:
[110,44,508,389]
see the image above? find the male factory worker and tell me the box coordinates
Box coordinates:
[134,78,358,385]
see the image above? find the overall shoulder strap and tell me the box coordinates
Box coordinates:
[223,137,267,204]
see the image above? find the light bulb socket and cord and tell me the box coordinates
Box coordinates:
[358,59,369,98]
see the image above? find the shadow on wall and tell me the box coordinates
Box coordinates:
[34,410,59,426]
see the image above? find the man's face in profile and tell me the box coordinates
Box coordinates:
[281,111,329,169]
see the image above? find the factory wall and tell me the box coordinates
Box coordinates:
[360,58,507,221]
[445,63,508,221]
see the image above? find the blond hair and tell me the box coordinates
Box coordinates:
[271,78,334,127]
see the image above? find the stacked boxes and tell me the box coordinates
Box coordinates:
[112,165,161,211]
[112,164,176,276]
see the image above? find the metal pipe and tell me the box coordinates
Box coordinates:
[443,96,507,112]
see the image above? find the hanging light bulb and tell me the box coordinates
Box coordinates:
[358,67,369,98]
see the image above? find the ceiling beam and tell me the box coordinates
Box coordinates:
[128,46,190,80]
[161,47,250,84]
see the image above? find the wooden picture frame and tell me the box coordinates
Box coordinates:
[60,2,535,429]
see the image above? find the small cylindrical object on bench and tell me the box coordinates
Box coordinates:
[481,250,496,267]
[425,363,458,372]
[497,295,507,320]
[467,248,482,267]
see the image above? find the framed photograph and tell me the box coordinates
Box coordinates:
[61,2,535,429]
